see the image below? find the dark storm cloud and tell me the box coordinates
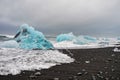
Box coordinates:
[0,0,120,37]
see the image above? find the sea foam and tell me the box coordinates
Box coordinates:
[0,48,74,75]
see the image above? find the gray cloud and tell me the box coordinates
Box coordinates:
[0,0,120,37]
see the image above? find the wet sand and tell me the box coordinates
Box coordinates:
[0,47,120,80]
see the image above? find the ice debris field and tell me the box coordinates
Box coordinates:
[0,24,120,75]
[0,24,120,49]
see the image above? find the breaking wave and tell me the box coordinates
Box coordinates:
[0,48,74,75]
[0,34,12,41]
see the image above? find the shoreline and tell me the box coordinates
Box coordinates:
[0,47,120,80]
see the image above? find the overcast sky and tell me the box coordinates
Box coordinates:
[0,0,120,37]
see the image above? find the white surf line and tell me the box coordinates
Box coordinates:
[0,48,74,75]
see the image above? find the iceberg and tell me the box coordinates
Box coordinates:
[14,24,54,49]
[56,33,97,45]
[56,32,75,42]
[74,35,97,45]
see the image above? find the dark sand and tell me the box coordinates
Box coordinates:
[0,47,120,80]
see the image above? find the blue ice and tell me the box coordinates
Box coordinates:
[14,24,54,49]
[74,35,97,45]
[56,32,75,42]
[56,33,97,45]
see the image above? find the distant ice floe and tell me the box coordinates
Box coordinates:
[0,48,74,75]
[56,32,75,42]
[54,32,120,49]
[74,35,97,45]
[56,32,97,45]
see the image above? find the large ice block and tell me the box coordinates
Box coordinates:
[14,24,54,49]
[56,33,97,45]
[56,32,75,42]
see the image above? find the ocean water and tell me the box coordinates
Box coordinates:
[0,48,74,75]
[0,34,74,75]
[0,34,120,75]
[0,34,119,49]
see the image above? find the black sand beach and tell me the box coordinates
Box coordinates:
[0,47,120,80]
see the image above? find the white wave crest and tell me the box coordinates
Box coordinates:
[0,48,74,75]
[0,40,19,48]
[53,41,117,49]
